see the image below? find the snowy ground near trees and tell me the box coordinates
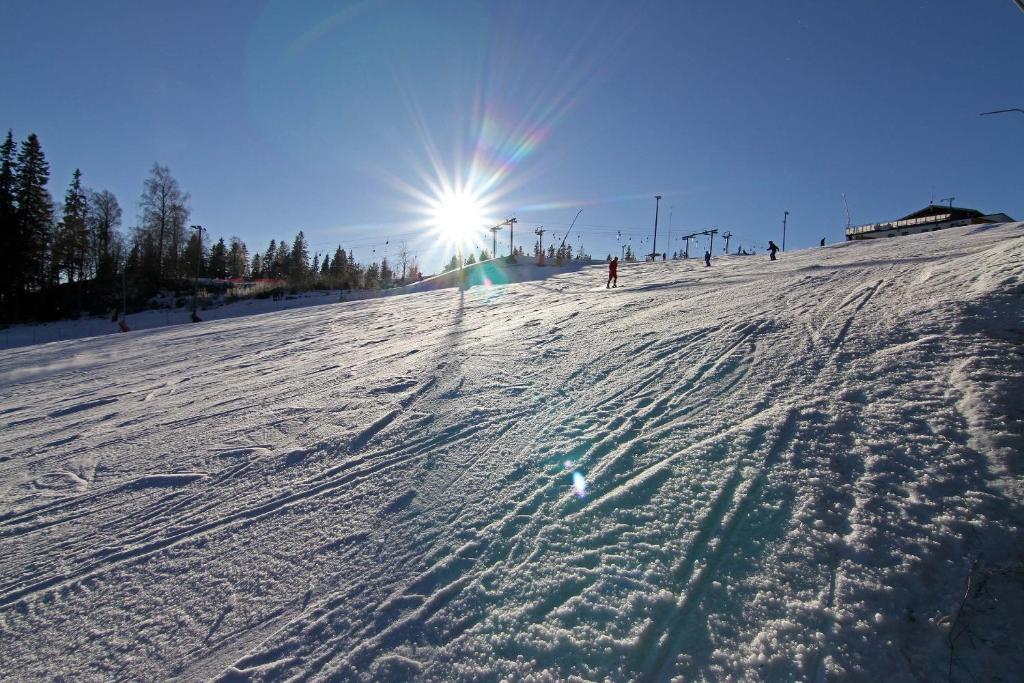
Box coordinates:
[1,223,1022,681]
[0,260,599,351]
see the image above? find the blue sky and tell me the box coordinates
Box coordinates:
[2,1,1021,271]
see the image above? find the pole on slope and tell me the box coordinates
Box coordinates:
[508,217,518,257]
[708,228,717,257]
[534,226,546,265]
[722,231,732,254]
[782,211,789,252]
[651,195,662,260]
[557,208,584,252]
[489,224,502,257]
[667,206,673,257]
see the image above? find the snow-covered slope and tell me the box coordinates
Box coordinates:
[1,223,1022,681]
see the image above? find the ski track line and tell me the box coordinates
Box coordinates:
[219,374,616,679]
[309,385,786,677]
[0,420,491,609]
[84,374,446,546]
[640,408,799,682]
[112,415,494,564]
[286,319,774,671]
[829,279,884,353]
[572,403,789,522]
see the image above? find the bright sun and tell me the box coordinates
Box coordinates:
[430,188,487,244]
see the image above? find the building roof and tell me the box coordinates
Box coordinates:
[898,205,984,221]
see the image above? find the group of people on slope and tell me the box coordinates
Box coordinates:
[607,238,795,287]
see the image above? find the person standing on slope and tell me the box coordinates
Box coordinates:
[768,240,780,261]
[607,256,618,288]
[704,250,711,267]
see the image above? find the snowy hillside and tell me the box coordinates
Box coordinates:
[1,223,1022,681]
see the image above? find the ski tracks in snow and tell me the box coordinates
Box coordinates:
[2,223,1023,681]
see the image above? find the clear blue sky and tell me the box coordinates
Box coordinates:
[2,1,1021,271]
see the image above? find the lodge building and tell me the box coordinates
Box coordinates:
[844,204,1014,241]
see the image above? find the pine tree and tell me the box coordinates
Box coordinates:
[57,169,89,285]
[273,240,289,279]
[208,237,228,278]
[331,246,347,278]
[262,240,275,277]
[0,130,18,317]
[364,261,380,288]
[289,230,309,282]
[320,253,330,276]
[15,134,53,291]
[183,230,206,280]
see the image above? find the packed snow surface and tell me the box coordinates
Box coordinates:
[1,223,1023,681]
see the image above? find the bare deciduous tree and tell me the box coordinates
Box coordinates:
[139,163,189,280]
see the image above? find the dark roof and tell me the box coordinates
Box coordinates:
[898,205,984,221]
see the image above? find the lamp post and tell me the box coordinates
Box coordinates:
[651,195,662,260]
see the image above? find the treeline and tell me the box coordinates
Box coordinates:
[439,239,593,272]
[0,130,420,324]
[248,236,421,291]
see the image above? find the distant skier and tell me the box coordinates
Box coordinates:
[768,241,780,261]
[607,256,618,288]
[704,251,711,267]
[820,238,826,247]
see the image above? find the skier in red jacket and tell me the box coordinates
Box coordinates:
[607,256,618,288]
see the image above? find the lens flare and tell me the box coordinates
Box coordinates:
[572,471,587,499]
